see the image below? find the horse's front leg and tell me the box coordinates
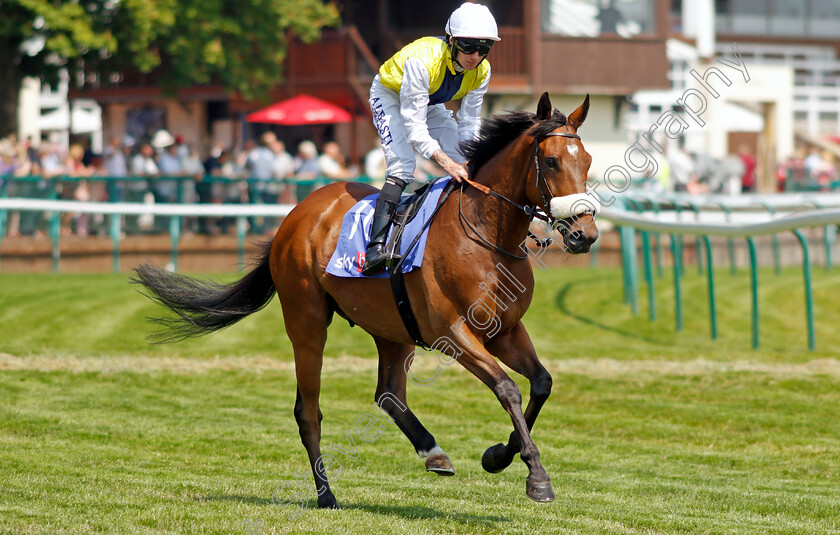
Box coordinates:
[372,336,455,475]
[455,334,554,502]
[481,321,552,475]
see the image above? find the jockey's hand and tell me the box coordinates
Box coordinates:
[433,149,469,183]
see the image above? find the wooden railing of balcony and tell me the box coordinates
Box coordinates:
[284,32,347,82]
[491,27,529,90]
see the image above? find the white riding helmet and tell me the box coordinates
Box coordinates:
[445,3,500,41]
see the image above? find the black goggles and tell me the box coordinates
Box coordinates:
[452,37,493,56]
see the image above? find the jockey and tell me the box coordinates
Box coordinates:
[362,2,499,276]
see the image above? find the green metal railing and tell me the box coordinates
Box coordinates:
[601,203,840,351]
[0,198,294,273]
[0,174,380,273]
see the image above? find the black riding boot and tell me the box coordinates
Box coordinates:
[362,177,407,276]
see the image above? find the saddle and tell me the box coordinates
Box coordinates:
[383,177,445,261]
[384,176,457,350]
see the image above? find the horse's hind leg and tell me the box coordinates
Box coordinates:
[481,321,552,475]
[282,292,338,509]
[373,337,454,475]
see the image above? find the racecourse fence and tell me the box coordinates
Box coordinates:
[3,182,839,350]
[0,174,378,238]
[600,192,840,350]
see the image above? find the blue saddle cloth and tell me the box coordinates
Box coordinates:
[326,177,451,278]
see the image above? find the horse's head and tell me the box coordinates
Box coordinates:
[527,93,599,254]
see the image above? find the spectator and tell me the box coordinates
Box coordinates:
[153,131,181,233]
[294,140,320,178]
[103,136,129,202]
[803,148,823,183]
[130,143,158,232]
[24,136,40,173]
[667,144,694,193]
[777,150,807,191]
[721,154,745,195]
[738,145,757,193]
[246,132,278,233]
[318,141,354,180]
[179,143,204,233]
[272,139,295,179]
[597,0,623,34]
[293,140,321,201]
[247,132,277,194]
[0,139,17,177]
[8,141,56,237]
[815,151,838,189]
[174,134,189,159]
[220,150,249,234]
[180,143,204,199]
[65,143,95,235]
[154,132,181,203]
[199,144,226,235]
[272,139,295,204]
[130,143,157,184]
[41,142,65,180]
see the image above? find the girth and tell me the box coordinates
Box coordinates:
[385,177,457,349]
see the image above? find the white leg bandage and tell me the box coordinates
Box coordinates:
[417,445,446,459]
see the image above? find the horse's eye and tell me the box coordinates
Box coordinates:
[545,158,558,169]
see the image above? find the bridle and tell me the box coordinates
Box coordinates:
[458,129,586,260]
[532,131,581,216]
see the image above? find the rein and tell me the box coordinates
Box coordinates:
[458,131,582,259]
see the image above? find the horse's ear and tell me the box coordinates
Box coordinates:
[536,92,552,121]
[568,94,590,130]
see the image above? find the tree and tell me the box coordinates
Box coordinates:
[0,0,340,136]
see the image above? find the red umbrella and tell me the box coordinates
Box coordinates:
[246,94,353,125]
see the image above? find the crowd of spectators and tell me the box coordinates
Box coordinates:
[633,142,840,196]
[10,129,836,238]
[0,130,403,237]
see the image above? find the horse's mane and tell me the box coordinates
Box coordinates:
[461,109,568,175]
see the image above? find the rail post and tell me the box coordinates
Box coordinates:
[619,224,639,314]
[754,202,781,275]
[792,230,816,350]
[641,230,655,321]
[746,237,759,349]
[702,235,717,339]
[670,234,682,332]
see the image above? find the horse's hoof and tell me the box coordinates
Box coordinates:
[425,453,455,476]
[317,495,339,509]
[526,477,555,503]
[481,443,513,474]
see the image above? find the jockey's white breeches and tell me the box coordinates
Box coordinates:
[369,75,465,183]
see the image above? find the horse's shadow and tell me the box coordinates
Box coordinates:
[341,502,508,526]
[198,495,509,528]
[554,279,659,343]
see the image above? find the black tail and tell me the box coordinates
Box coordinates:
[131,242,276,343]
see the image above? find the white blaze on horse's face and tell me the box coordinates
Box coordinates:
[539,132,600,254]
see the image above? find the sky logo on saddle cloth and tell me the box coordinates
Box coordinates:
[326,178,451,278]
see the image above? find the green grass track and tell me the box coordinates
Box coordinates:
[1,267,838,534]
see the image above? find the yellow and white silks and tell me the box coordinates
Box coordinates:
[369,37,491,183]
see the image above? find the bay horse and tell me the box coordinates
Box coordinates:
[132,93,599,507]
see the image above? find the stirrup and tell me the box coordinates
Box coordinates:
[362,247,402,276]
